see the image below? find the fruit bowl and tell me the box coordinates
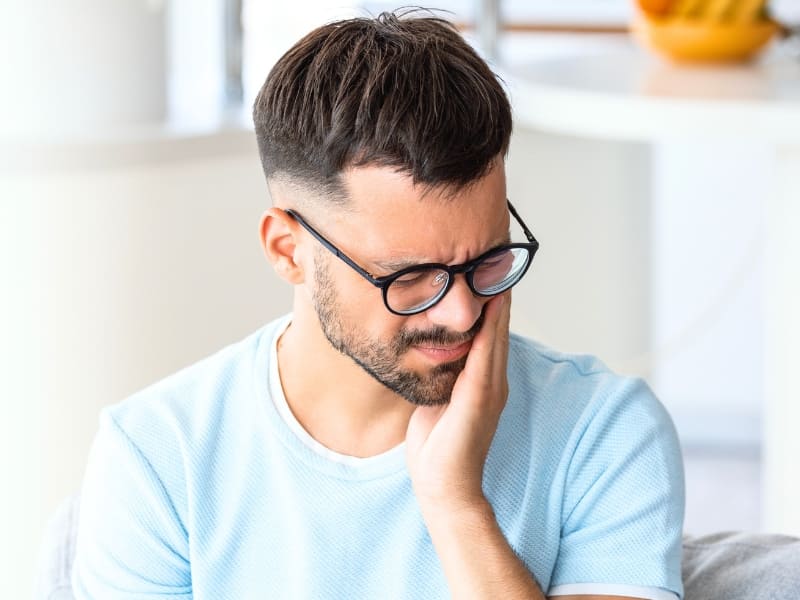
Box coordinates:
[632,16,780,62]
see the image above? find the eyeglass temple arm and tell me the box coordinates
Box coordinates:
[284,209,384,287]
[506,200,537,245]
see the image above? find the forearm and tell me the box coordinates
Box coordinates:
[407,295,540,597]
[420,497,545,600]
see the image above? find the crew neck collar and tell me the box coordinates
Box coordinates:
[255,315,408,481]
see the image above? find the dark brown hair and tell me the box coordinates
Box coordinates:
[252,10,512,201]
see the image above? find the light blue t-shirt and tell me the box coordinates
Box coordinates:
[72,315,685,599]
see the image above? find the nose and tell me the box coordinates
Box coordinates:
[424,274,486,334]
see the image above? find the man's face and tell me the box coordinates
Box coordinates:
[302,161,510,407]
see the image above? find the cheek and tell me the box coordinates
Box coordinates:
[321,259,411,340]
[326,281,392,338]
[360,310,406,345]
[353,301,410,348]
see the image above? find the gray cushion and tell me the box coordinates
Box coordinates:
[682,531,800,600]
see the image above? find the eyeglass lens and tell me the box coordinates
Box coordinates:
[385,247,530,314]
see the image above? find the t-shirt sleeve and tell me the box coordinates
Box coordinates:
[71,408,192,599]
[548,377,685,599]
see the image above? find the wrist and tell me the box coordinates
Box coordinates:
[416,495,543,599]
[411,472,486,511]
[417,493,495,531]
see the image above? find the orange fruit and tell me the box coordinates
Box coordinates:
[635,0,673,16]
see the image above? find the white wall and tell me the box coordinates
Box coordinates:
[1,1,167,139]
[651,141,769,447]
[506,128,653,376]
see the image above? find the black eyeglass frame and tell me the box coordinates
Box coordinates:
[286,200,539,316]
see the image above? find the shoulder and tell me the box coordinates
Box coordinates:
[86,317,289,528]
[506,332,668,424]
[503,332,680,475]
[507,333,616,397]
[102,315,288,463]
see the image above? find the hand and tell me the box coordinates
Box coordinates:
[405,292,511,514]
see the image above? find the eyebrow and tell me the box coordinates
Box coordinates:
[373,258,424,272]
[371,231,513,273]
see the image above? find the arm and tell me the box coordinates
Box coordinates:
[72,410,191,598]
[406,293,543,598]
[421,498,648,600]
[405,294,670,600]
[420,495,544,599]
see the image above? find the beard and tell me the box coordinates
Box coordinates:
[312,253,484,407]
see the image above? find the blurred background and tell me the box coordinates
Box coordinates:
[2,0,799,597]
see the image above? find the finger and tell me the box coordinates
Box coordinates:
[470,293,505,354]
[494,291,511,368]
[454,294,508,402]
[492,292,511,402]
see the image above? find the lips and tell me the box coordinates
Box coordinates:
[413,339,472,363]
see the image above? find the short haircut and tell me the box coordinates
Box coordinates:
[252,10,512,201]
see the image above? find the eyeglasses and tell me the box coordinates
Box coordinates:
[286,200,539,316]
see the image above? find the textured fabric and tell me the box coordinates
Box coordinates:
[72,315,685,599]
[682,532,800,600]
[44,497,800,600]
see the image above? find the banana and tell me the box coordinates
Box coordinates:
[728,0,769,22]
[669,0,709,18]
[703,0,738,20]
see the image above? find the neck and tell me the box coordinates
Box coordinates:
[276,307,415,458]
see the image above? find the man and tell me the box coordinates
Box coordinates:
[72,11,684,600]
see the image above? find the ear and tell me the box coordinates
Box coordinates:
[259,207,305,285]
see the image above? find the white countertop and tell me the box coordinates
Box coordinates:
[504,40,800,143]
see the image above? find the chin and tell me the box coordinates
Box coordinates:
[400,358,466,407]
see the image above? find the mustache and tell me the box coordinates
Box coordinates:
[393,311,486,353]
